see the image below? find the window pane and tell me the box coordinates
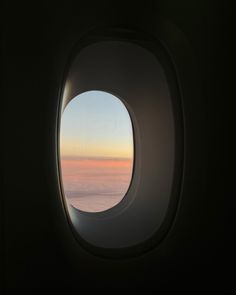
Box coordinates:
[60,91,134,212]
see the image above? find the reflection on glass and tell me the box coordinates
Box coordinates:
[60,91,134,212]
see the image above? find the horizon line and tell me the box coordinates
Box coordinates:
[61,155,133,161]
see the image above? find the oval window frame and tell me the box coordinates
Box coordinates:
[56,27,184,258]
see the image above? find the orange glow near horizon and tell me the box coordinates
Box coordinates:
[60,142,133,159]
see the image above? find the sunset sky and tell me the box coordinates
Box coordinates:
[60,91,134,212]
[60,91,133,159]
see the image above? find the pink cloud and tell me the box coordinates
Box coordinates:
[60,157,133,212]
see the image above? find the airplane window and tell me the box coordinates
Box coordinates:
[57,38,182,253]
[60,90,134,212]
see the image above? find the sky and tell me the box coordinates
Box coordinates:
[60,91,133,159]
[60,91,134,212]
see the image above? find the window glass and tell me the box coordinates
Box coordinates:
[60,91,134,212]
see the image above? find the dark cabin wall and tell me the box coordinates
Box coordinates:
[3,0,232,293]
